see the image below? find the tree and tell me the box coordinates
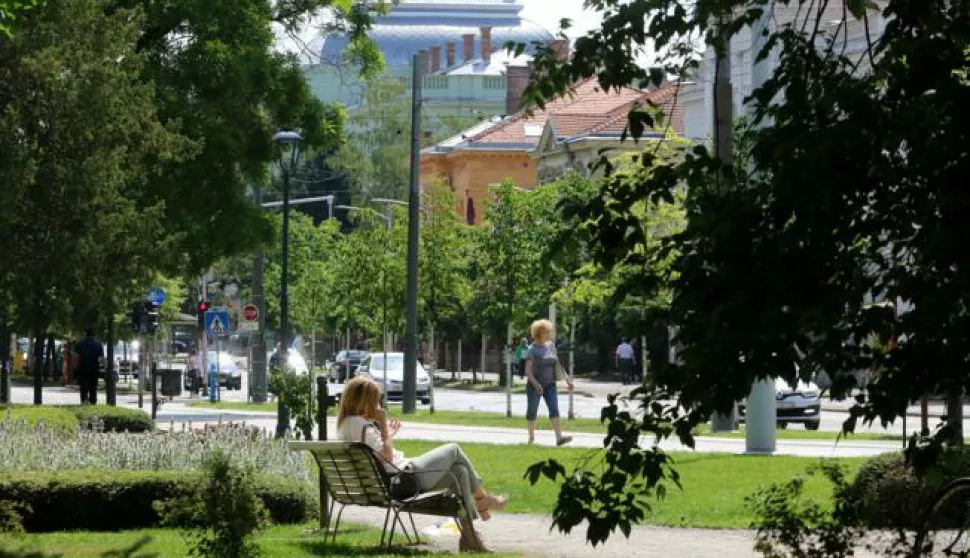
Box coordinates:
[518,0,970,548]
[0,0,189,403]
[419,179,472,359]
[0,0,41,37]
[105,0,369,272]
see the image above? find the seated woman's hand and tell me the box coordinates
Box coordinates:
[388,419,403,437]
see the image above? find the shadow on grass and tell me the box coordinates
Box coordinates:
[101,536,158,558]
[296,524,449,557]
[0,550,63,558]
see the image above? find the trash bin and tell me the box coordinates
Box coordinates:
[159,368,182,397]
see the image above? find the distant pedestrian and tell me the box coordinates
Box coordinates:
[72,328,104,405]
[524,319,573,446]
[616,337,635,385]
[189,348,204,397]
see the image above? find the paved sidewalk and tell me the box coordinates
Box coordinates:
[151,402,898,457]
[336,505,881,558]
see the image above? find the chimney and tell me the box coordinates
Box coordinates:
[462,34,475,63]
[430,46,442,72]
[480,26,492,63]
[417,49,430,77]
[506,62,533,114]
[546,39,570,62]
[446,41,456,67]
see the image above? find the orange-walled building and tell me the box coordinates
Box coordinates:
[420,78,682,225]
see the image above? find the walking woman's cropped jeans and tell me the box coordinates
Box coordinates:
[525,381,560,421]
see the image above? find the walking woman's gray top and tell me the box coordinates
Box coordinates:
[527,342,558,385]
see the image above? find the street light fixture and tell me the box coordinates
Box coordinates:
[335,204,393,402]
[272,129,303,438]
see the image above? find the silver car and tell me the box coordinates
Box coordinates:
[738,378,822,430]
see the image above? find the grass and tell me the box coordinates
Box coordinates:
[394,440,865,529]
[184,401,908,441]
[0,522,507,557]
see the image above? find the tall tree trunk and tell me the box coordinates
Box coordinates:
[0,319,9,404]
[32,331,44,405]
[105,319,117,406]
[947,387,964,445]
[45,332,55,382]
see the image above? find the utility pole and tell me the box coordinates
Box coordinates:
[743,5,778,453]
[251,184,268,403]
[403,53,422,413]
[710,16,738,434]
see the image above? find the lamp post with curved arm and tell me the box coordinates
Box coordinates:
[272,130,302,438]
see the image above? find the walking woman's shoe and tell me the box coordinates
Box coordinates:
[556,435,573,446]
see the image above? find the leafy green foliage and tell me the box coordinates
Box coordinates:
[0,469,312,532]
[1,405,80,435]
[156,450,269,558]
[69,405,154,433]
[0,0,41,37]
[747,463,861,558]
[512,0,970,546]
[268,371,315,440]
[0,500,27,534]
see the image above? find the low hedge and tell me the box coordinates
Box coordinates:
[847,450,970,530]
[0,405,153,433]
[0,405,80,434]
[68,405,154,432]
[0,469,315,532]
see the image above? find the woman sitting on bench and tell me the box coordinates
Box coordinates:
[337,376,508,552]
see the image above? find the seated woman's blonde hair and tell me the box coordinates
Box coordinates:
[338,376,382,428]
[530,319,553,341]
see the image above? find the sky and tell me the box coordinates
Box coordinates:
[519,0,604,38]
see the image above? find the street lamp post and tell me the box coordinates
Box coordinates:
[272,130,303,438]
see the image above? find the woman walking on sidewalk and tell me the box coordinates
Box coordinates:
[524,319,573,446]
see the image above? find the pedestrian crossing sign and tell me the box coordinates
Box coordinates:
[204,308,231,337]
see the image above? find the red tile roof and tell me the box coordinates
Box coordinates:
[459,78,682,148]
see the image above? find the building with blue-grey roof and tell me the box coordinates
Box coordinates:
[304,0,560,118]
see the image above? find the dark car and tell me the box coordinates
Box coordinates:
[330,350,367,382]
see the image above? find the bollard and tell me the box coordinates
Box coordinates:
[208,365,217,403]
[151,361,158,420]
[315,375,338,530]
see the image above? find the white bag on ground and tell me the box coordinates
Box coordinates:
[420,518,461,537]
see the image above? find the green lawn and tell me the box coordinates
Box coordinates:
[0,522,506,557]
[394,441,864,529]
[184,401,905,442]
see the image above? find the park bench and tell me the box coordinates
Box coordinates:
[291,440,467,550]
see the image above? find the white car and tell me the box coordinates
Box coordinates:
[738,377,822,430]
[356,352,431,404]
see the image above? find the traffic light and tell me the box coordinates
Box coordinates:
[197,300,210,330]
[144,301,159,334]
[130,302,143,332]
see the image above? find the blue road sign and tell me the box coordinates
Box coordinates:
[147,286,166,305]
[204,308,231,336]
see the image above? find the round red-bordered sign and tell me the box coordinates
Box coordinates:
[242,304,259,322]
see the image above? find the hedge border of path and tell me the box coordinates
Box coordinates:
[0,469,315,532]
[1,405,154,433]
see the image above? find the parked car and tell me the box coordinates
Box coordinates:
[183,351,242,390]
[108,341,141,378]
[355,352,431,404]
[738,377,822,430]
[330,350,368,383]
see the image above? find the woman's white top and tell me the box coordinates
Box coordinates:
[337,415,410,472]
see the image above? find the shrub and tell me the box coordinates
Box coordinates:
[0,420,309,478]
[68,405,154,432]
[0,500,28,534]
[847,450,970,530]
[157,451,268,558]
[0,469,315,532]
[0,405,79,434]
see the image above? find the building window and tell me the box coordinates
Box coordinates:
[424,76,448,89]
[483,76,506,89]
